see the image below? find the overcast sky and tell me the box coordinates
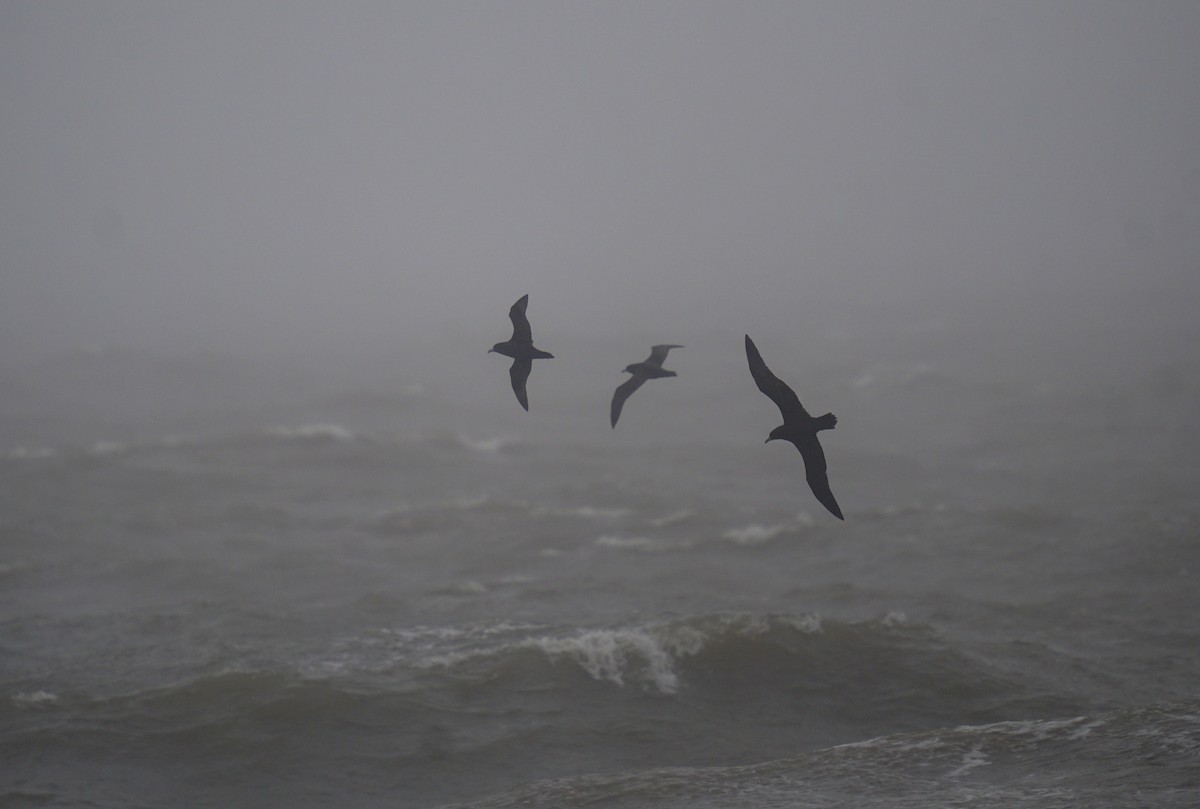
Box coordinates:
[2,2,1198,366]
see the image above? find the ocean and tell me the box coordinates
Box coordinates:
[3,311,1198,808]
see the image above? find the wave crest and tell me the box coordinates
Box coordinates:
[523,613,826,694]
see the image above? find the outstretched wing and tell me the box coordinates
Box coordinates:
[795,434,844,520]
[508,294,533,345]
[744,334,810,420]
[509,358,532,411]
[610,376,647,428]
[644,344,684,368]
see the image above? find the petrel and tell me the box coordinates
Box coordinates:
[744,334,843,520]
[489,294,554,411]
[610,344,683,428]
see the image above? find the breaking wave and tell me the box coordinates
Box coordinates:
[443,702,1200,809]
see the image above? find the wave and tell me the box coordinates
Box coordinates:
[594,534,692,553]
[10,690,60,707]
[3,434,197,461]
[4,424,352,460]
[538,505,630,520]
[648,509,695,527]
[504,612,969,697]
[317,612,1022,710]
[373,495,632,536]
[1,423,534,467]
[588,513,820,554]
[373,495,531,534]
[98,612,945,704]
[263,422,357,442]
[525,626,697,693]
[4,446,57,460]
[720,514,815,545]
[15,612,948,719]
[507,614,836,694]
[442,701,1200,809]
[8,614,1160,808]
[455,434,515,453]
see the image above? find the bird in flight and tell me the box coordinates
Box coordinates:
[610,344,683,428]
[744,334,843,519]
[489,294,554,411]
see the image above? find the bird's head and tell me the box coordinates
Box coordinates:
[622,364,638,374]
[766,425,787,444]
[488,344,501,354]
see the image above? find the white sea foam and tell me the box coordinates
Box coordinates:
[525,614,823,694]
[534,505,630,520]
[595,534,656,550]
[6,446,56,460]
[266,423,356,441]
[1068,719,1106,739]
[948,744,990,778]
[780,613,824,634]
[953,714,1096,742]
[457,434,511,453]
[835,733,946,752]
[698,612,823,639]
[381,621,542,645]
[13,690,59,707]
[530,628,682,693]
[649,509,695,527]
[67,433,202,458]
[720,512,816,545]
[567,506,630,519]
[313,622,548,674]
[594,534,690,553]
[838,714,1102,758]
[450,494,530,513]
[880,611,908,628]
[383,494,526,518]
[721,522,790,545]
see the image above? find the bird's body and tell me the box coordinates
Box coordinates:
[610,344,682,428]
[489,294,553,411]
[744,335,843,520]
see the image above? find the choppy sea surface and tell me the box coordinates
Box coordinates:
[3,316,1198,807]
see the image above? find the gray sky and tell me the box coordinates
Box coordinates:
[2,2,1198,365]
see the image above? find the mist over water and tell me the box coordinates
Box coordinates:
[4,2,1199,365]
[3,3,1199,808]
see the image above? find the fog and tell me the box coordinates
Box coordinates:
[5,10,1200,803]
[3,2,1198,384]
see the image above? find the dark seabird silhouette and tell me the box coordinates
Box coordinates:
[744,334,843,520]
[489,294,554,411]
[610,344,683,428]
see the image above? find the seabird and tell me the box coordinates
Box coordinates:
[744,334,843,520]
[489,294,554,411]
[610,344,683,428]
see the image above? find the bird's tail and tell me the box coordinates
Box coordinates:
[814,412,837,431]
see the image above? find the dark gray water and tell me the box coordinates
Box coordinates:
[3,310,1198,808]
